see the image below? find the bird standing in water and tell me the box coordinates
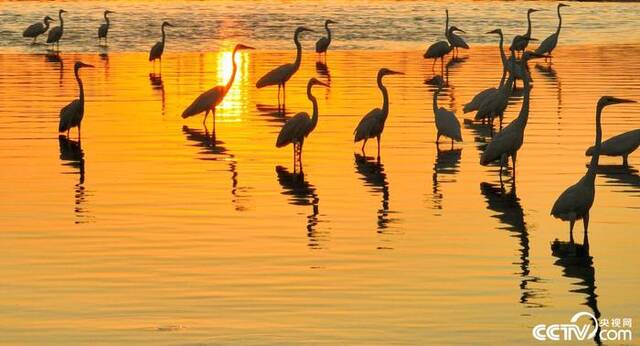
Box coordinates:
[46,9,67,51]
[59,62,94,140]
[98,10,114,46]
[586,129,640,168]
[445,10,469,58]
[552,96,635,240]
[315,20,337,59]
[510,9,540,57]
[23,15,54,44]
[535,3,569,63]
[354,68,404,160]
[149,21,174,72]
[432,76,462,147]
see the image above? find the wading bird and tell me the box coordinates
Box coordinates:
[59,62,94,140]
[424,26,464,71]
[315,20,337,58]
[276,78,329,169]
[480,52,544,179]
[535,3,569,62]
[47,9,67,51]
[475,74,514,126]
[586,129,640,167]
[552,97,636,238]
[98,10,114,45]
[445,10,469,58]
[182,44,255,134]
[257,27,314,106]
[432,76,462,146]
[149,21,174,70]
[23,15,54,44]
[510,9,540,56]
[354,68,404,159]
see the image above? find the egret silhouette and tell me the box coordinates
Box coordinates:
[59,62,94,140]
[510,9,540,56]
[552,96,636,238]
[445,10,469,58]
[182,44,255,134]
[46,9,67,51]
[257,27,314,106]
[315,20,337,58]
[535,3,569,62]
[354,68,404,159]
[586,129,640,167]
[149,21,174,70]
[276,78,329,170]
[480,52,544,179]
[475,74,514,126]
[23,15,54,44]
[432,76,462,146]
[98,10,114,45]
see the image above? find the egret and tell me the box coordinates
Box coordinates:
[354,68,404,159]
[257,27,314,106]
[149,21,174,70]
[276,78,329,168]
[586,129,640,167]
[46,9,67,51]
[424,26,464,70]
[23,15,54,44]
[315,20,337,57]
[98,10,114,45]
[464,28,510,115]
[480,52,544,179]
[535,3,569,62]
[445,10,469,58]
[58,62,94,140]
[510,9,540,56]
[475,73,514,126]
[551,96,636,239]
[432,76,462,146]
[182,44,255,134]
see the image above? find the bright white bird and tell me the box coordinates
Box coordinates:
[58,62,94,139]
[432,76,462,146]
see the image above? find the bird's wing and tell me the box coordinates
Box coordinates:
[594,129,640,156]
[149,41,163,61]
[354,108,383,142]
[59,99,82,132]
[256,64,295,88]
[450,33,469,49]
[182,86,224,118]
[46,27,61,43]
[551,180,592,220]
[464,87,497,113]
[424,41,449,58]
[436,108,462,141]
[480,125,519,165]
[23,22,44,37]
[276,112,311,147]
[535,34,557,55]
[316,37,329,53]
[98,24,108,37]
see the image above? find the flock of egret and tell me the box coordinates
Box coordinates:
[21,5,639,240]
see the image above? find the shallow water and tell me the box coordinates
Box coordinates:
[1,0,640,52]
[1,45,639,344]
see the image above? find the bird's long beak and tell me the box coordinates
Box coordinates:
[485,29,499,34]
[559,3,569,7]
[388,70,404,75]
[83,63,95,68]
[611,98,636,104]
[455,28,466,34]
[527,37,539,41]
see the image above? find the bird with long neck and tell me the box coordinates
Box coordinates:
[315,20,337,57]
[98,10,114,45]
[276,78,330,169]
[432,77,462,145]
[182,44,255,133]
[46,9,66,51]
[58,62,94,139]
[551,96,635,240]
[256,27,315,107]
[510,9,540,56]
[23,16,54,44]
[445,10,469,58]
[535,3,569,62]
[148,21,174,71]
[353,68,404,159]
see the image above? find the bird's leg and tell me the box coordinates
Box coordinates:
[376,135,381,161]
[623,155,629,168]
[203,109,210,127]
[569,219,575,243]
[512,152,517,181]
[77,124,82,141]
[212,108,217,142]
[583,212,590,253]
[277,84,281,108]
[67,129,70,138]
[361,139,367,155]
[432,58,436,71]
[451,138,454,149]
[283,83,286,107]
[436,132,441,144]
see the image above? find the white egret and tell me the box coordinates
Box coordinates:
[149,21,174,69]
[510,9,540,55]
[432,76,462,146]
[46,9,67,51]
[445,10,469,58]
[315,20,337,57]
[535,3,569,62]
[23,15,54,44]
[586,129,640,167]
[276,78,329,167]
[257,27,315,106]
[98,10,114,45]
[480,52,544,178]
[58,62,94,139]
[182,44,255,133]
[354,68,404,158]
[552,96,636,237]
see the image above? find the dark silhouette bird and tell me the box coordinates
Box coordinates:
[23,15,54,44]
[315,20,337,57]
[98,10,114,45]
[59,62,94,140]
[354,68,404,159]
[445,10,469,58]
[552,96,635,238]
[149,21,174,70]
[535,3,570,63]
[510,9,540,56]
[586,129,640,167]
[46,9,67,51]
[432,76,462,146]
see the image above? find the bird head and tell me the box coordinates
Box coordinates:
[521,51,547,62]
[528,8,541,14]
[449,26,465,34]
[379,68,404,78]
[309,78,330,88]
[486,28,502,35]
[295,26,315,36]
[59,9,67,15]
[326,19,337,25]
[559,3,569,9]
[44,16,55,23]
[104,10,115,15]
[74,61,94,70]
[233,44,255,53]
[598,96,636,108]
[162,21,174,28]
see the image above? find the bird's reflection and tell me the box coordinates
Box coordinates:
[480,180,546,308]
[182,125,248,211]
[45,53,63,85]
[58,135,90,224]
[551,231,602,345]
[596,165,640,202]
[275,166,324,249]
[255,103,291,125]
[535,63,562,121]
[431,148,461,214]
[446,56,468,71]
[149,73,166,116]
[354,154,398,247]
[315,61,331,83]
